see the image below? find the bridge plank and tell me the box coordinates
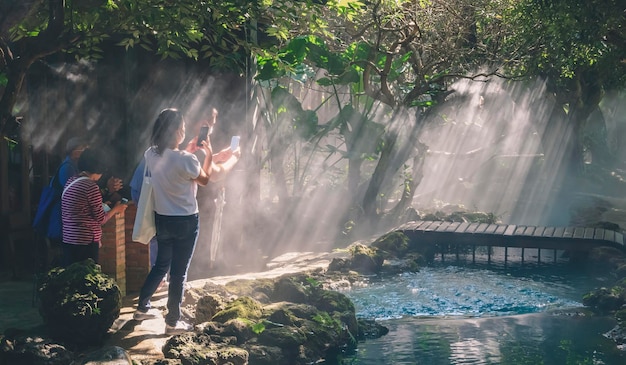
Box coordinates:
[523,226,535,236]
[563,227,575,238]
[435,222,451,232]
[397,222,412,230]
[542,227,555,237]
[398,222,411,230]
[553,227,565,237]
[484,224,499,234]
[455,222,471,233]
[573,227,585,239]
[494,225,507,235]
[615,232,624,246]
[584,228,595,239]
[533,227,546,236]
[417,221,432,231]
[414,221,430,230]
[504,225,517,236]
[475,223,490,233]
[444,222,461,232]
[593,229,605,240]
[466,223,481,233]
[514,226,526,235]
[424,221,441,231]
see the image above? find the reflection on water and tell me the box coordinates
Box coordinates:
[347,314,621,364]
[339,262,625,364]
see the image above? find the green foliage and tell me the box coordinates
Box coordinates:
[6,1,351,73]
[312,311,340,329]
[503,0,626,90]
[252,321,266,334]
[305,276,321,288]
[271,86,319,140]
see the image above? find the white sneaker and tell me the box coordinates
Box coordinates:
[133,308,161,321]
[165,321,192,335]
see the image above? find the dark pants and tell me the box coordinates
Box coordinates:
[137,213,198,326]
[61,241,99,267]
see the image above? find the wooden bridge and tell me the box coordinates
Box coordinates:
[395,221,625,263]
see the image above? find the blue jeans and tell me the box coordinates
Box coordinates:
[137,213,198,326]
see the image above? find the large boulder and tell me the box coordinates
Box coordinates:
[37,259,122,347]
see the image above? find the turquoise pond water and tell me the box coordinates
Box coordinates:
[337,254,626,364]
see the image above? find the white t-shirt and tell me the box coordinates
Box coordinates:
[145,147,201,216]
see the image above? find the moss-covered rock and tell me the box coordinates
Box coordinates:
[358,318,390,340]
[173,272,388,365]
[195,293,225,324]
[371,232,410,258]
[582,287,626,313]
[327,257,351,273]
[0,334,74,365]
[224,278,275,302]
[242,344,285,365]
[348,243,384,274]
[270,273,319,304]
[257,326,308,348]
[163,332,248,365]
[37,259,121,347]
[211,297,263,323]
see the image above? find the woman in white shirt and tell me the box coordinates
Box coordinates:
[133,108,213,335]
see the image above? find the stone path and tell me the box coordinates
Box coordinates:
[0,250,335,362]
[104,250,340,361]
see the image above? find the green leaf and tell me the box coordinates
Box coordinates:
[252,322,266,334]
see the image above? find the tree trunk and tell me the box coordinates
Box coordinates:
[362,132,396,218]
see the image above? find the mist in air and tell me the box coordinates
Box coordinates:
[23,56,625,279]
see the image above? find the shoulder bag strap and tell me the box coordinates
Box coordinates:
[61,176,90,199]
[50,160,71,189]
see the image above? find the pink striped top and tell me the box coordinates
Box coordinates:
[61,176,109,245]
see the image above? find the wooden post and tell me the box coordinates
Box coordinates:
[504,246,508,267]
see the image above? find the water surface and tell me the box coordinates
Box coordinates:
[339,260,624,364]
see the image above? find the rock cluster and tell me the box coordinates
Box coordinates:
[163,272,388,365]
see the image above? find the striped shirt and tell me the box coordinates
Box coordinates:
[61,175,107,245]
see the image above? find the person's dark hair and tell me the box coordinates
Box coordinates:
[77,148,106,174]
[151,108,184,155]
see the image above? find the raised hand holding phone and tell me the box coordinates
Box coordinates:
[197,125,209,146]
[197,108,218,146]
[230,136,240,150]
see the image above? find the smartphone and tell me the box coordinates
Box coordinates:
[230,135,240,150]
[121,198,129,205]
[197,125,210,146]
